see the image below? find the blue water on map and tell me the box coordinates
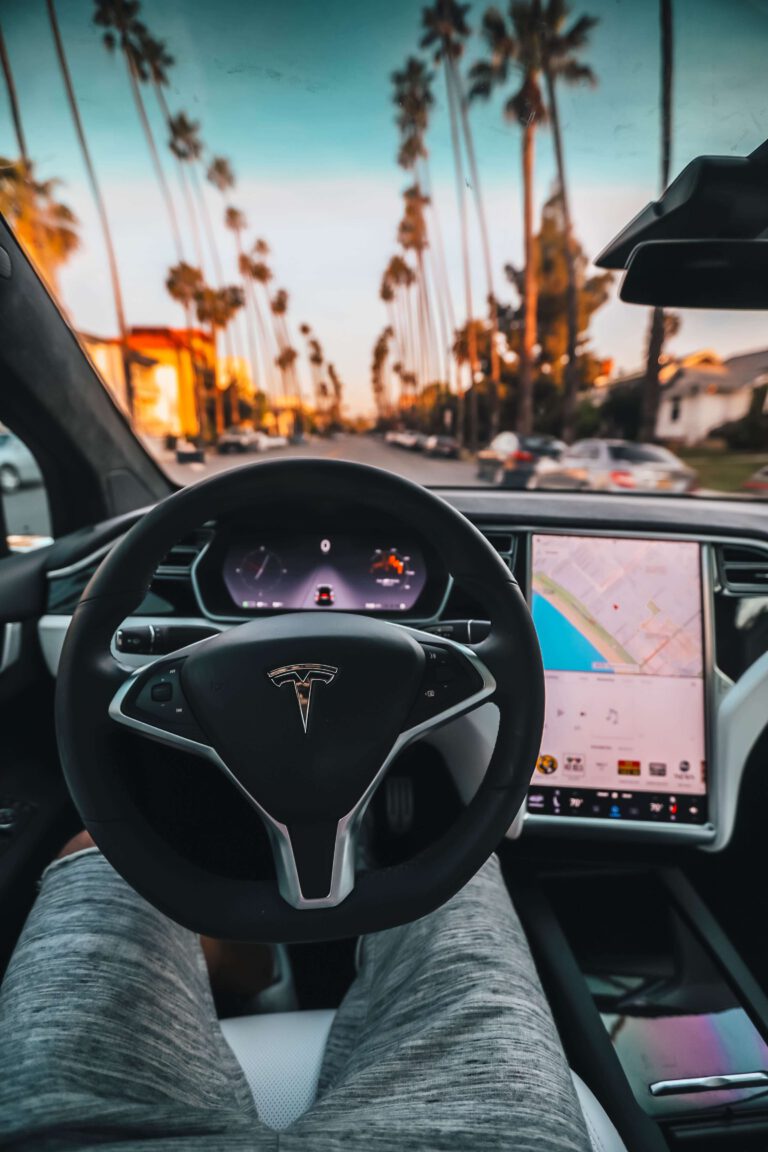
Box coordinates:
[532,592,607,673]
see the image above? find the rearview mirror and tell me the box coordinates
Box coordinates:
[620,240,768,309]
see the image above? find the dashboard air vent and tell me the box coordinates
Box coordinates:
[479,528,517,570]
[718,542,768,594]
[155,529,212,579]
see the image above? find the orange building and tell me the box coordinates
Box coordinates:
[80,327,218,439]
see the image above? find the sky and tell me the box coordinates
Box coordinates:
[4,0,768,413]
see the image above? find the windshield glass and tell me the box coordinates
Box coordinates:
[1,0,766,496]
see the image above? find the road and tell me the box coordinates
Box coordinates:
[161,434,483,488]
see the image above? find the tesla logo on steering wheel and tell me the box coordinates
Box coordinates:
[267,663,338,734]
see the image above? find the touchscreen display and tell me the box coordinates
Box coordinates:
[528,535,708,824]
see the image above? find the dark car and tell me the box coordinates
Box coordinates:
[476,432,566,489]
[424,434,460,459]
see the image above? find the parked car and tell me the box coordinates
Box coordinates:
[218,427,289,454]
[0,430,42,493]
[742,464,768,494]
[533,439,697,493]
[476,432,565,489]
[217,426,264,454]
[385,428,425,451]
[175,438,205,464]
[424,435,461,459]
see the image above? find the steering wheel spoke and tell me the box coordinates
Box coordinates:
[110,654,211,751]
[398,630,496,742]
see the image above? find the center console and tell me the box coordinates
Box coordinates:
[512,863,768,1152]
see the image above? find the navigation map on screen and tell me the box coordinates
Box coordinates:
[528,535,708,824]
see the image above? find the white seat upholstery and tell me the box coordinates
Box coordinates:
[220,1009,335,1131]
[220,1009,628,1149]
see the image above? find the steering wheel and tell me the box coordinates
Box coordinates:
[55,460,544,942]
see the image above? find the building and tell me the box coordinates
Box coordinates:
[656,349,768,445]
[80,327,219,439]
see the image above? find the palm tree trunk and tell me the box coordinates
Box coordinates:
[125,59,184,263]
[545,71,580,444]
[641,0,674,443]
[519,121,537,436]
[252,285,277,401]
[209,325,224,436]
[152,83,206,272]
[419,157,457,387]
[443,60,475,450]
[46,0,134,416]
[190,165,224,284]
[232,231,263,397]
[0,24,28,163]
[456,77,500,437]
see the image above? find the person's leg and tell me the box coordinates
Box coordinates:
[285,854,591,1152]
[0,845,274,1151]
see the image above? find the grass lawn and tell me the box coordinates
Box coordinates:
[677,451,768,493]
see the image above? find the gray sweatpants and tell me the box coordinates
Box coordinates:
[0,851,590,1151]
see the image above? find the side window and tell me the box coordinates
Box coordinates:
[0,425,52,550]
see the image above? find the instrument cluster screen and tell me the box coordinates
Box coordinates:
[528,534,708,825]
[221,535,427,613]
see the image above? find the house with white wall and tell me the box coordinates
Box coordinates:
[656,349,768,445]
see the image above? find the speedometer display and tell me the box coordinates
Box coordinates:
[221,535,427,612]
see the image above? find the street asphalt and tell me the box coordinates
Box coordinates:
[160,433,484,488]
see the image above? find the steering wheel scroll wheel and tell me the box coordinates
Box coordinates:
[55,460,544,941]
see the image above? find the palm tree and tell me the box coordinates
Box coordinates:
[225,207,263,395]
[0,158,80,292]
[166,261,205,437]
[393,56,463,428]
[540,0,598,441]
[392,60,443,390]
[327,363,343,426]
[469,1,549,435]
[141,31,206,270]
[168,112,223,281]
[205,158,250,387]
[239,242,278,403]
[299,323,327,423]
[398,184,435,389]
[93,0,185,263]
[410,21,500,433]
[45,0,134,415]
[384,254,418,404]
[420,1,478,448]
[207,155,235,198]
[371,327,395,417]
[640,0,674,442]
[271,289,296,400]
[194,283,245,434]
[248,250,279,396]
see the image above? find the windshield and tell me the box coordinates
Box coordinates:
[1,0,766,497]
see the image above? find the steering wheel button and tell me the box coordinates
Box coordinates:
[150,681,173,703]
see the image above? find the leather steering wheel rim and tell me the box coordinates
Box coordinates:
[55,459,544,942]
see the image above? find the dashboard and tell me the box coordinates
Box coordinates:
[36,490,768,852]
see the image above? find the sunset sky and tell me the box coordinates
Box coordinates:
[3,0,768,413]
